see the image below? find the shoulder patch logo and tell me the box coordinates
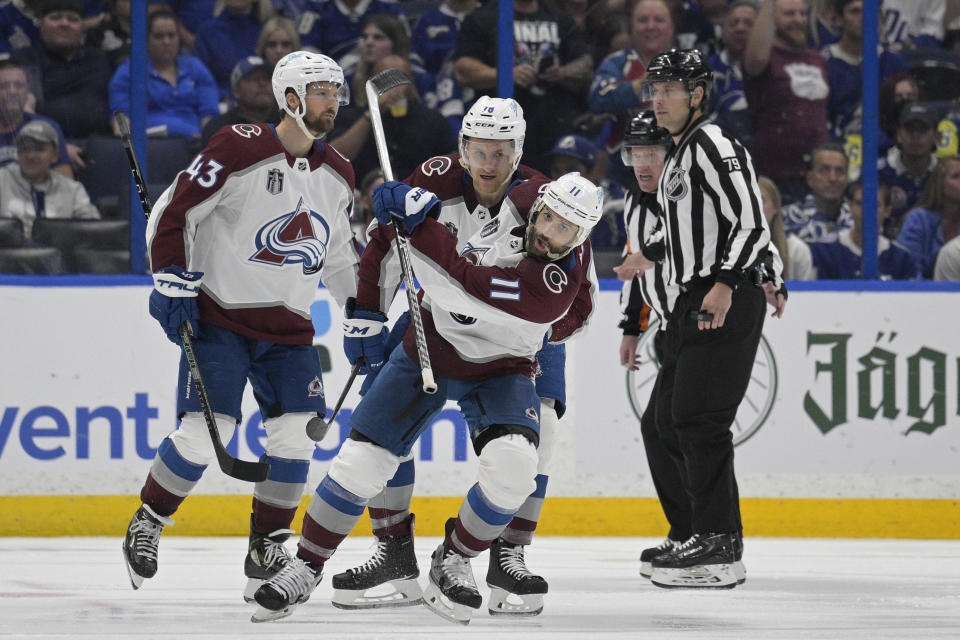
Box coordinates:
[422,156,452,176]
[266,168,284,195]
[542,263,568,294]
[231,123,262,138]
[665,167,688,201]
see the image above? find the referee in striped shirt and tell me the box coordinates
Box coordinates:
[627,48,774,589]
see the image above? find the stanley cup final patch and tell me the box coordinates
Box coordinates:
[266,168,284,195]
[665,167,688,201]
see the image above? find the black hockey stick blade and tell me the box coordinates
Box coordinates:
[179,324,271,483]
[367,68,412,96]
[306,362,361,441]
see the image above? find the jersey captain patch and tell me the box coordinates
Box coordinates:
[249,196,330,275]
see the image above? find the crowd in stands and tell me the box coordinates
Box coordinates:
[1,0,960,281]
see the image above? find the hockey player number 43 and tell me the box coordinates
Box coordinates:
[184,155,225,188]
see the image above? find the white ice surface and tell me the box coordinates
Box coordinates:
[1,537,958,639]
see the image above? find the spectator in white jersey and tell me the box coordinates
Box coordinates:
[628,48,776,589]
[122,51,360,605]
[783,140,854,243]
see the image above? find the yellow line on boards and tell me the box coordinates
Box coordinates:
[1,496,957,538]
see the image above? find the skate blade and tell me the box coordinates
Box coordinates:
[487,587,543,616]
[639,561,653,579]
[243,578,263,603]
[650,564,740,589]
[122,545,146,590]
[331,579,424,609]
[422,581,474,625]
[250,603,298,623]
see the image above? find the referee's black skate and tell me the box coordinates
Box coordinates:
[251,556,323,622]
[243,516,294,603]
[486,537,548,616]
[122,504,173,590]
[422,518,482,625]
[639,537,682,579]
[650,532,742,589]
[331,513,422,609]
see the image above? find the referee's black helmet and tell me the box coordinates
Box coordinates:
[623,110,672,148]
[645,48,713,106]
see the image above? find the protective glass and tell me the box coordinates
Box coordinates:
[621,144,668,166]
[305,80,350,106]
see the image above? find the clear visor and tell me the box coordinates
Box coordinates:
[620,144,669,166]
[305,80,350,106]
[459,137,518,171]
[639,80,690,103]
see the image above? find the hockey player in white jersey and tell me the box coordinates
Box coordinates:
[249,171,602,624]
[122,52,360,601]
[332,97,592,617]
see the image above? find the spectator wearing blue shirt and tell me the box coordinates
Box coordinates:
[897,155,960,279]
[296,0,405,63]
[783,141,854,243]
[809,180,920,280]
[108,9,220,141]
[878,102,940,233]
[708,0,757,147]
[822,0,907,147]
[193,0,274,101]
[1,0,42,55]
[411,0,476,76]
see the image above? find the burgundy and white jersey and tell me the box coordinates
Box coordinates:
[403,201,595,381]
[356,154,546,312]
[146,123,359,345]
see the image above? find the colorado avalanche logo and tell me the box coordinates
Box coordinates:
[249,197,329,275]
[422,156,452,176]
[542,263,568,294]
[665,167,688,201]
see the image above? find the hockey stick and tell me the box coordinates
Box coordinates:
[305,361,360,441]
[364,69,438,394]
[114,110,270,483]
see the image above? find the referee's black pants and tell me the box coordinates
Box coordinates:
[640,329,693,541]
[655,279,766,535]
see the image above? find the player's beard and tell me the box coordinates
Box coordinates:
[304,110,337,137]
[524,225,568,260]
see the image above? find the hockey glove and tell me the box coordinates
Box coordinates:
[359,310,411,396]
[149,265,203,344]
[343,298,389,375]
[372,181,440,234]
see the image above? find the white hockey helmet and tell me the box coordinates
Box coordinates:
[459,96,526,172]
[272,51,349,139]
[529,172,604,258]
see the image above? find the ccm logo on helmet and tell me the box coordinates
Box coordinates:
[542,263,568,294]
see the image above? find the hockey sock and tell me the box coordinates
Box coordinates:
[251,454,310,533]
[367,457,415,536]
[501,474,548,545]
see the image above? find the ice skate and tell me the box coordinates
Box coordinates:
[650,532,742,589]
[639,537,681,579]
[485,537,548,616]
[422,520,482,625]
[243,516,294,602]
[250,556,322,622]
[331,514,422,609]
[122,504,173,590]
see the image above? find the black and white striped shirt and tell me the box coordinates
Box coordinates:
[619,185,678,334]
[657,115,770,290]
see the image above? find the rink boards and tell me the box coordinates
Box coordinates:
[1,276,958,537]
